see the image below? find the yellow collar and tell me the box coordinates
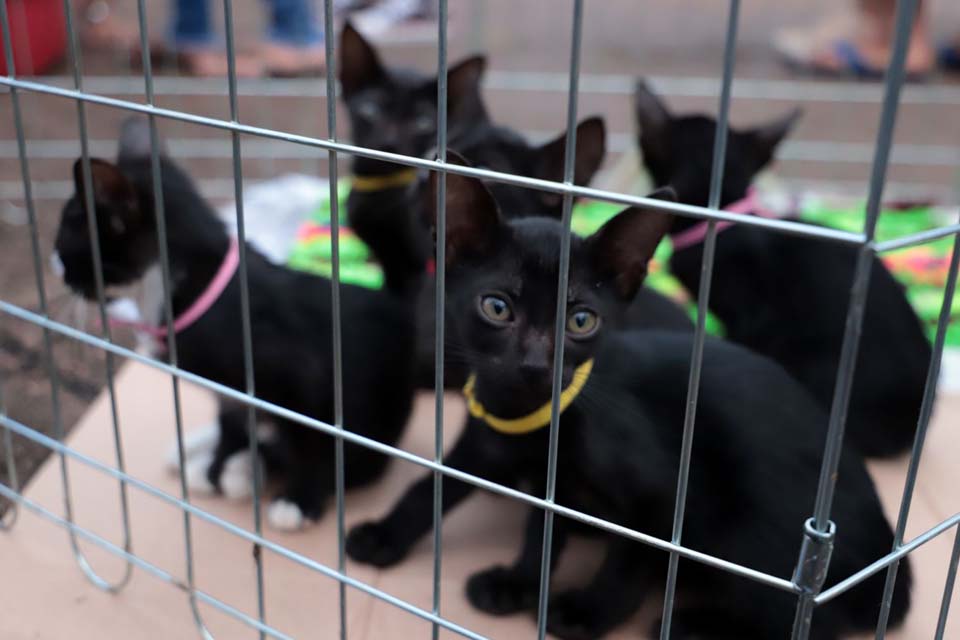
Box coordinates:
[350,168,418,193]
[462,359,594,435]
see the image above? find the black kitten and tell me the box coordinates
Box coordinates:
[345,165,909,639]
[338,24,690,388]
[635,80,931,458]
[54,118,420,530]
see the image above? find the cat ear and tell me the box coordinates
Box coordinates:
[426,150,503,265]
[586,187,676,299]
[73,158,140,233]
[533,117,607,212]
[634,79,671,139]
[745,107,801,172]
[446,55,486,118]
[634,80,674,175]
[338,21,385,97]
[117,116,164,160]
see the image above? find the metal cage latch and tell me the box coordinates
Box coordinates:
[793,518,837,595]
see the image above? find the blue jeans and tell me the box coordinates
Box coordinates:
[173,0,323,49]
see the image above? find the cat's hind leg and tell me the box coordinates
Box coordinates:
[267,419,333,531]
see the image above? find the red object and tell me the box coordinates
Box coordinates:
[0,0,66,76]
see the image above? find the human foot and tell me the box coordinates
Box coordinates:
[177,49,263,78]
[773,11,934,78]
[261,43,325,77]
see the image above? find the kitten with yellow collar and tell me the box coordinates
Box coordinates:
[345,154,909,639]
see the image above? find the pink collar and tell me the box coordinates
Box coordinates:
[669,188,777,251]
[112,236,239,340]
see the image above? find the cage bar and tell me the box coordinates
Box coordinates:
[319,0,349,637]
[0,75,877,246]
[7,0,137,593]
[431,1,450,639]
[534,1,585,637]
[0,481,295,639]
[791,1,918,637]
[0,296,818,595]
[0,414,487,640]
[659,1,740,636]
[935,526,960,639]
[874,215,960,638]
[0,344,16,530]
[128,1,216,636]
[1,1,958,638]
[220,0,270,636]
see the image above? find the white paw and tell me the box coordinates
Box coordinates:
[164,423,220,473]
[267,499,304,531]
[184,451,216,496]
[219,451,256,500]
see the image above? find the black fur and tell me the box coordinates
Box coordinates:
[54,119,420,525]
[345,169,910,639]
[634,80,931,458]
[338,25,691,389]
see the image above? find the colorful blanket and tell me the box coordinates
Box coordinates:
[288,184,958,346]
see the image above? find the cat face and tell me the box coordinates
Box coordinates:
[338,22,486,175]
[633,80,800,207]
[427,153,674,408]
[55,157,157,299]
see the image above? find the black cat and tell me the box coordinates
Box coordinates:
[634,80,931,458]
[344,156,910,639]
[54,118,421,530]
[338,23,691,388]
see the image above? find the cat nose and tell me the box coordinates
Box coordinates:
[519,348,552,379]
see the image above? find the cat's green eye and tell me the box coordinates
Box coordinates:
[479,295,513,325]
[567,309,599,337]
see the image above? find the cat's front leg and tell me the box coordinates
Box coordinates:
[466,507,569,615]
[346,420,489,568]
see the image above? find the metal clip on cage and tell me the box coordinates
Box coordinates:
[1,0,959,638]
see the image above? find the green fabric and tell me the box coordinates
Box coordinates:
[287,185,954,345]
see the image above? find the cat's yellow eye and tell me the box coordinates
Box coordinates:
[567,309,599,337]
[479,295,513,325]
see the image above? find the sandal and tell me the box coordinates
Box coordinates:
[778,39,930,81]
[939,44,960,71]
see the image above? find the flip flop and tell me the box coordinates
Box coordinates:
[780,39,930,82]
[939,44,960,71]
[830,40,885,79]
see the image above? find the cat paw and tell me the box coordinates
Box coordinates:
[345,521,408,567]
[219,451,257,500]
[164,423,220,473]
[465,566,538,615]
[267,499,308,531]
[184,451,217,495]
[547,590,610,640]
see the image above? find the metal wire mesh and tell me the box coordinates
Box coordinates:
[0,1,958,639]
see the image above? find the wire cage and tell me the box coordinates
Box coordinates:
[1,0,959,638]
